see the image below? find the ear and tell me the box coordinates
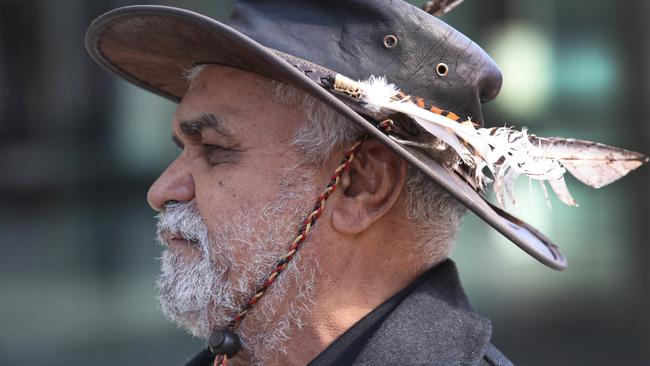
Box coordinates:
[331,139,408,234]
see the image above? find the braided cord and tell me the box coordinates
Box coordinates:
[215,355,227,366]
[214,139,364,366]
[231,139,363,328]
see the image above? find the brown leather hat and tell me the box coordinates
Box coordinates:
[85,1,568,269]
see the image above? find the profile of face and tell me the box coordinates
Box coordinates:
[147,65,326,359]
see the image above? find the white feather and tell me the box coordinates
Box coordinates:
[347,74,645,208]
[359,76,400,112]
[411,116,466,158]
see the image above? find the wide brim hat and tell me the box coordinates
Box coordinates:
[85,2,567,269]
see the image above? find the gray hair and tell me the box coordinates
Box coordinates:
[270,81,466,267]
[185,65,465,267]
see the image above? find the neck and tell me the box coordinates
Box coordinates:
[232,226,425,366]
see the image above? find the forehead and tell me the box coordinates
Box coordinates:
[174,65,302,140]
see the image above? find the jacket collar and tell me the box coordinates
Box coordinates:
[352,260,492,365]
[185,260,492,366]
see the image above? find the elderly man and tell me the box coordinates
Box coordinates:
[85,0,646,365]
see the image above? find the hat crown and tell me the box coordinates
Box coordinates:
[230,0,502,124]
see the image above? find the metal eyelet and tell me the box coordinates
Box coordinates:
[436,63,449,77]
[383,35,398,49]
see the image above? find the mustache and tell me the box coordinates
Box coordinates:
[153,168,321,358]
[155,201,210,246]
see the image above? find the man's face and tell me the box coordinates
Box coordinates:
[147,65,323,349]
[148,65,312,247]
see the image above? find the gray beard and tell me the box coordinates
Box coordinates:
[155,171,319,364]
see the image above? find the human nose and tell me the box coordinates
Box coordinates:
[147,158,195,212]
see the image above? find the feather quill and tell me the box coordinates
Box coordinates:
[422,0,465,16]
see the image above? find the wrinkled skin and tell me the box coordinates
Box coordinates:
[148,65,424,366]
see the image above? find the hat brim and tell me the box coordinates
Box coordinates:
[85,5,567,270]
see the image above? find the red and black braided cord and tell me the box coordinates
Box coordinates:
[214,139,365,366]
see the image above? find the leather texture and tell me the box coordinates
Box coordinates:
[230,0,502,125]
[84,3,567,270]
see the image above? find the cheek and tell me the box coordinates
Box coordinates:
[192,166,280,228]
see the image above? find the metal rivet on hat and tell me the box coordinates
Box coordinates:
[383,35,398,49]
[436,63,449,77]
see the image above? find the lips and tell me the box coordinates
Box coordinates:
[162,232,200,248]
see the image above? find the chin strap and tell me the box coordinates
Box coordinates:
[210,138,365,366]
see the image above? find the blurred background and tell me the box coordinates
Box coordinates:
[0,0,648,365]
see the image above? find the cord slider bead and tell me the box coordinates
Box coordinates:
[209,330,241,358]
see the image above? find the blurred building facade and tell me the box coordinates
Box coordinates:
[0,0,648,365]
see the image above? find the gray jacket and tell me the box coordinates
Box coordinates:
[185,260,513,366]
[308,260,513,366]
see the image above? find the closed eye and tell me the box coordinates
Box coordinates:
[202,144,238,165]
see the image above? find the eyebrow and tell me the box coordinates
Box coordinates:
[179,113,234,138]
[174,113,236,148]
